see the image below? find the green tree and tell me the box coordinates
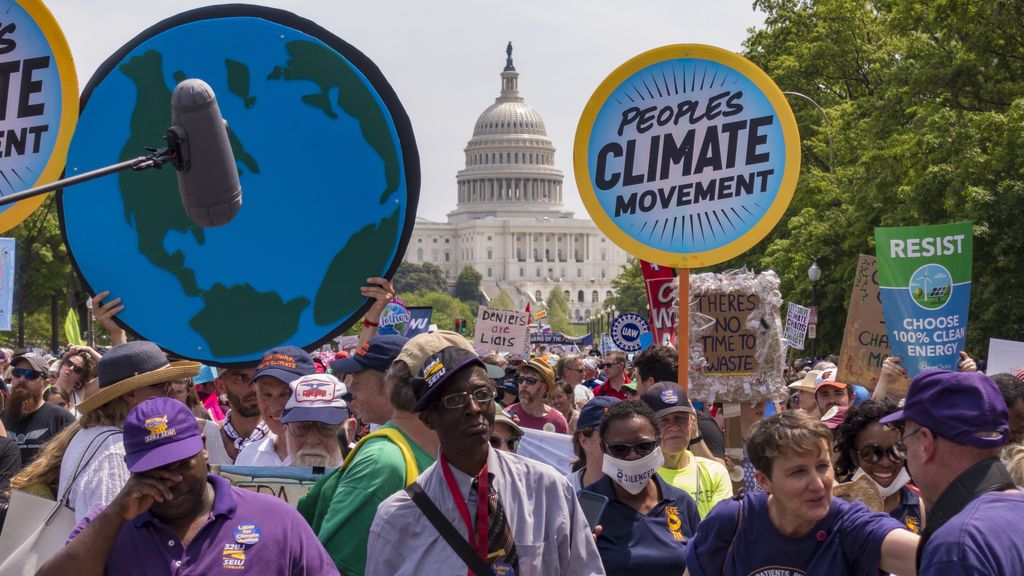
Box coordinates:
[489,289,514,310]
[454,265,483,303]
[545,285,572,333]
[605,258,648,316]
[392,261,447,295]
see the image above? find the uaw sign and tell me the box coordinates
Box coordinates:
[575,44,799,268]
[611,312,654,353]
[0,0,78,232]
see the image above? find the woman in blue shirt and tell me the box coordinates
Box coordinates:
[834,399,924,533]
[586,400,700,575]
[685,410,919,576]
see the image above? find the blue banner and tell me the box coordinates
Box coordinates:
[875,222,972,376]
[530,332,593,346]
[404,307,433,337]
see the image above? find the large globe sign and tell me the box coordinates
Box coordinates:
[0,0,78,232]
[575,45,799,268]
[58,5,418,366]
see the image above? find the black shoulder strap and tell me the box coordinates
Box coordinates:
[406,482,495,576]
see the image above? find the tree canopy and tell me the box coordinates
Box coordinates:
[392,261,447,295]
[454,265,483,304]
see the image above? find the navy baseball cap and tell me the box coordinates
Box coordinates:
[880,369,1008,448]
[411,346,486,412]
[331,335,409,374]
[577,396,621,430]
[640,381,696,419]
[124,397,203,473]
[252,346,315,384]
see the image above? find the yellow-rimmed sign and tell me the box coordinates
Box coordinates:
[0,0,78,232]
[574,44,799,268]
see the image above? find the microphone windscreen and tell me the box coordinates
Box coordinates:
[170,79,242,227]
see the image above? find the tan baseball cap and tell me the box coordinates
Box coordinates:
[788,370,822,393]
[393,330,474,375]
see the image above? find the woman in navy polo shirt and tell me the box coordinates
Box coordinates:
[685,410,919,576]
[586,400,700,575]
[833,399,924,533]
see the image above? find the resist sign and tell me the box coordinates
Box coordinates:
[575,44,799,268]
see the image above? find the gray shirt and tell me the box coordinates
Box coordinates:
[367,447,605,576]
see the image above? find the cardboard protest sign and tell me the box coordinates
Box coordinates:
[641,260,677,345]
[783,302,810,350]
[0,0,78,232]
[987,338,1024,375]
[875,222,972,376]
[474,306,529,354]
[214,465,331,506]
[689,270,786,403]
[574,44,800,269]
[838,255,902,390]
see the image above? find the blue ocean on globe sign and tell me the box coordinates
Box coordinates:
[59,8,418,365]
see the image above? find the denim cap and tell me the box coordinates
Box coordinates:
[411,346,485,412]
[252,346,315,384]
[330,335,409,374]
[577,396,621,430]
[880,369,1008,448]
[124,397,203,473]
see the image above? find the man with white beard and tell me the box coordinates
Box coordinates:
[283,374,353,468]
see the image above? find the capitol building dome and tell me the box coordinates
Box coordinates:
[448,43,572,224]
[408,44,628,326]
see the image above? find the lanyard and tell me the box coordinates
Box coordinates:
[440,453,490,571]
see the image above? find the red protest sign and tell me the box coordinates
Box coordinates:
[641,260,677,346]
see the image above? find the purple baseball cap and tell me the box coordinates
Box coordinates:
[880,369,1008,448]
[124,397,204,473]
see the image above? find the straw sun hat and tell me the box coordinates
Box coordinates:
[75,341,201,414]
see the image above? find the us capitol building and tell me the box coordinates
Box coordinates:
[407,44,628,324]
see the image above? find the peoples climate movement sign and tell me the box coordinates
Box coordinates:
[575,44,799,269]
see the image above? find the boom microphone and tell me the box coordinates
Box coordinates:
[168,79,242,227]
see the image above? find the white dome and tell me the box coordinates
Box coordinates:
[473,101,547,137]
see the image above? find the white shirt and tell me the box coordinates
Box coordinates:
[234,432,290,466]
[367,447,605,576]
[200,420,234,466]
[57,425,127,521]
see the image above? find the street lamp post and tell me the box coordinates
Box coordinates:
[807,261,822,361]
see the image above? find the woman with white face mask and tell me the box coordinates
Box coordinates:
[586,400,701,575]
[834,399,924,533]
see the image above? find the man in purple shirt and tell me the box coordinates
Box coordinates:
[38,397,337,576]
[882,369,1024,575]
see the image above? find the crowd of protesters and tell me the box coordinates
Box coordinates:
[1,278,1023,575]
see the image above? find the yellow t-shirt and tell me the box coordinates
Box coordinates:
[657,450,733,518]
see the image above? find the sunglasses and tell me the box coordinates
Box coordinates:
[12,367,43,380]
[489,436,520,451]
[603,439,658,459]
[521,377,543,387]
[856,444,904,464]
[289,421,339,438]
[565,367,585,373]
[62,360,85,375]
[599,361,623,369]
[441,387,496,409]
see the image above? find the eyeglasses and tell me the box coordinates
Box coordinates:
[856,444,904,464]
[603,439,658,459]
[489,436,520,452]
[12,368,43,380]
[441,387,496,409]
[893,426,925,460]
[62,360,84,375]
[289,422,340,438]
[599,361,623,369]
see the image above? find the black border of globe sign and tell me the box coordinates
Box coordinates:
[56,4,420,366]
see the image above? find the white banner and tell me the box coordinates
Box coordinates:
[987,338,1024,375]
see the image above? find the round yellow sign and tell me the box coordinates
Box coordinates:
[574,44,799,268]
[0,0,78,232]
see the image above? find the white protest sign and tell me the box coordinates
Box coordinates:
[783,302,810,350]
[987,338,1024,375]
[474,306,530,354]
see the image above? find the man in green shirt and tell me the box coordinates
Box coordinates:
[298,331,474,575]
[640,381,733,518]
